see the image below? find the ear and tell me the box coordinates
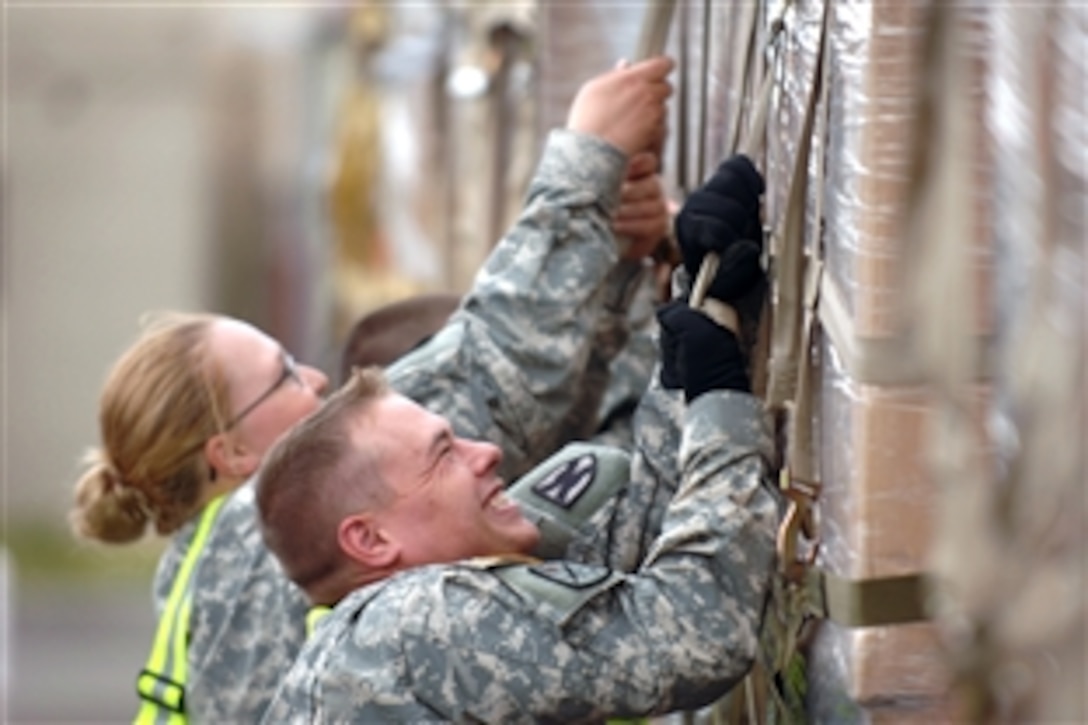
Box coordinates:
[337,514,399,570]
[204,433,262,481]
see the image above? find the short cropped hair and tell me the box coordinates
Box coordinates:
[338,293,460,383]
[256,366,391,601]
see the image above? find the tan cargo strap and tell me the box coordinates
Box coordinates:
[775,0,935,633]
[674,0,714,196]
[764,4,823,412]
[738,0,792,160]
[725,0,762,158]
[674,0,691,194]
[732,6,827,720]
[695,0,712,186]
[682,0,830,614]
[687,0,821,583]
[701,297,741,335]
[773,0,830,602]
[608,0,676,265]
[689,0,791,311]
[814,569,931,628]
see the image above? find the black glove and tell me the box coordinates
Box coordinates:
[675,154,765,289]
[658,299,684,392]
[657,300,750,401]
[675,154,767,350]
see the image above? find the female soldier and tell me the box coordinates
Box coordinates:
[69,55,676,724]
[70,313,328,723]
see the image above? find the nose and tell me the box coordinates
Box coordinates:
[301,365,330,396]
[467,439,502,476]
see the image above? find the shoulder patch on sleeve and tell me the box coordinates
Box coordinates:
[492,562,623,626]
[507,443,631,559]
[530,452,598,509]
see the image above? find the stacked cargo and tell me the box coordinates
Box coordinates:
[534,1,1084,721]
[664,0,975,720]
[799,2,966,720]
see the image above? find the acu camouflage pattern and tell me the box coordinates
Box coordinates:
[387,130,646,481]
[563,380,686,574]
[147,128,647,721]
[262,388,781,723]
[152,484,309,723]
[581,264,659,452]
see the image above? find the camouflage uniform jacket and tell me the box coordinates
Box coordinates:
[581,268,659,451]
[150,129,646,723]
[151,483,309,723]
[386,129,648,481]
[261,388,780,723]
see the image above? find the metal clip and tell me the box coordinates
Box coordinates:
[776,471,822,584]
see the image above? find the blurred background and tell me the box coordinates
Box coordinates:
[3,1,1084,723]
[1,3,646,721]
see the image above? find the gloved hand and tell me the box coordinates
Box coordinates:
[675,154,765,300]
[657,300,750,401]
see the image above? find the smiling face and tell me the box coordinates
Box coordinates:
[357,393,541,567]
[205,318,329,479]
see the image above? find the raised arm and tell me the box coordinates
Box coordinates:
[262,154,783,723]
[441,304,778,721]
[386,58,673,479]
[265,384,779,724]
[386,388,779,723]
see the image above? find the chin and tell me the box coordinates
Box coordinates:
[512,523,542,554]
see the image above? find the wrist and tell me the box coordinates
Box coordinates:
[535,130,627,215]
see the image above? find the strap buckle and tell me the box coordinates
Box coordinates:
[776,470,821,584]
[136,669,185,714]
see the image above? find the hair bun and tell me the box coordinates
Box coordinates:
[69,454,151,544]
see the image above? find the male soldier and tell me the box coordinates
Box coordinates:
[123,57,676,725]
[255,157,778,721]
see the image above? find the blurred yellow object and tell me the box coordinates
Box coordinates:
[329,87,385,272]
[328,4,425,338]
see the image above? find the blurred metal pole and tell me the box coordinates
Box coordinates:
[635,0,677,60]
[487,23,527,248]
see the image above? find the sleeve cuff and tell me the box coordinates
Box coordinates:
[531,130,628,215]
[682,390,773,463]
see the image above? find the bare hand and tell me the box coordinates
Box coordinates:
[566,56,674,157]
[613,152,672,260]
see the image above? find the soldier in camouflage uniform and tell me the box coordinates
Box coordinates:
[69,56,675,723]
[255,312,775,723]
[255,159,777,722]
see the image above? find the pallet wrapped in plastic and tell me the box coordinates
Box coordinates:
[791,1,991,721]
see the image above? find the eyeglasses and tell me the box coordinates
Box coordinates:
[224,352,302,430]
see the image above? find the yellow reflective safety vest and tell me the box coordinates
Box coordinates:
[305,605,331,638]
[134,495,227,724]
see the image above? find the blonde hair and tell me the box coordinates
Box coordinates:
[70,312,231,543]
